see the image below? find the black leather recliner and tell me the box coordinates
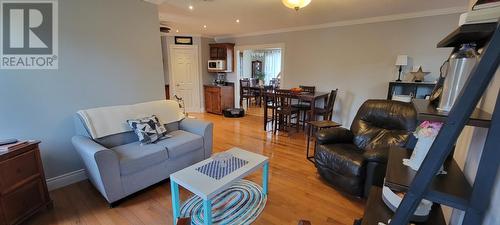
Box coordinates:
[314,99,417,197]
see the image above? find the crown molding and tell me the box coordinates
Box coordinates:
[163,33,215,39]
[143,0,165,5]
[214,6,467,41]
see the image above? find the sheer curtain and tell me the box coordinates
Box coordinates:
[263,50,281,85]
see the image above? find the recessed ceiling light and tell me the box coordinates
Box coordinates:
[188,5,193,10]
[176,29,179,33]
[203,25,207,29]
[236,19,240,23]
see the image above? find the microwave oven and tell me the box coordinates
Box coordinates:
[208,60,226,71]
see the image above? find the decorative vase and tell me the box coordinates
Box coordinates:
[403,136,435,171]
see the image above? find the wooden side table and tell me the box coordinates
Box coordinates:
[306,121,341,163]
[0,141,52,225]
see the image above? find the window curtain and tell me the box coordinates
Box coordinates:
[263,50,281,85]
[250,49,281,85]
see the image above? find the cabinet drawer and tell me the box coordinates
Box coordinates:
[1,179,44,225]
[0,150,39,191]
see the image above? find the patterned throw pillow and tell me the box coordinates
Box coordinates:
[127,115,167,144]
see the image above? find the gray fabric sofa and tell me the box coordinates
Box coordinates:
[72,115,213,205]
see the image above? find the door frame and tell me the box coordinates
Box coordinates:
[234,43,285,108]
[168,45,202,113]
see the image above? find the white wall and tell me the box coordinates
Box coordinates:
[218,14,459,127]
[0,0,165,179]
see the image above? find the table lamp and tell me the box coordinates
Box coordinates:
[395,55,408,82]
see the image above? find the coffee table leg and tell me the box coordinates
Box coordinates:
[203,199,212,225]
[170,180,180,225]
[263,162,269,196]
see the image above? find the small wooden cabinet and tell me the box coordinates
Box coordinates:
[204,85,234,114]
[209,43,235,73]
[0,141,52,225]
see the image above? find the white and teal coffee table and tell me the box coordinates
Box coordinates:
[169,147,269,225]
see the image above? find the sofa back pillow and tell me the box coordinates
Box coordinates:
[127,115,167,144]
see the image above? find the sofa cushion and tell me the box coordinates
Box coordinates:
[111,142,168,175]
[314,143,366,177]
[156,130,203,158]
[96,131,138,149]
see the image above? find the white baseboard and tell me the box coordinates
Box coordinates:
[46,169,87,191]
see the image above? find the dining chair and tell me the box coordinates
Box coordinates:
[263,87,278,131]
[292,85,316,129]
[260,85,274,107]
[240,79,255,108]
[308,89,338,121]
[274,89,300,134]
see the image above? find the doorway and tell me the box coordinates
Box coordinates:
[234,43,285,108]
[169,45,201,112]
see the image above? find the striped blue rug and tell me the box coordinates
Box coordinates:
[180,180,267,225]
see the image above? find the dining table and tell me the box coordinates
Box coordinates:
[259,89,330,131]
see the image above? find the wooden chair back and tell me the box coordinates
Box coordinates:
[325,89,338,120]
[240,79,251,95]
[299,85,316,94]
[275,89,294,113]
[249,78,259,87]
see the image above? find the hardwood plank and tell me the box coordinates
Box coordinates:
[30,107,365,225]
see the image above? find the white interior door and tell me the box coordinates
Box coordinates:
[170,46,201,112]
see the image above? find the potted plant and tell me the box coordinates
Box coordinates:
[254,71,265,86]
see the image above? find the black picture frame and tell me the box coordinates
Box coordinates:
[175,36,193,45]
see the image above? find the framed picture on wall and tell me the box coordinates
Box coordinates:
[175,36,193,45]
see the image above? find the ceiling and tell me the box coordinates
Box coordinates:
[157,0,468,38]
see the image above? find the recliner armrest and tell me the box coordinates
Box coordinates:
[315,127,354,145]
[363,147,389,163]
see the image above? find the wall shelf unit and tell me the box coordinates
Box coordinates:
[412,99,492,128]
[357,23,499,225]
[360,187,446,225]
[385,148,471,210]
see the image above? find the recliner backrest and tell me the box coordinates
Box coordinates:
[350,99,417,151]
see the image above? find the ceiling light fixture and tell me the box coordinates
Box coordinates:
[282,0,311,11]
[176,29,179,33]
[188,5,193,10]
[236,19,240,23]
[203,25,207,29]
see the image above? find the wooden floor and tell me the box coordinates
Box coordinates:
[28,107,365,225]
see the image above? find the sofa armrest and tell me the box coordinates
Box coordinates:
[180,118,214,158]
[71,136,123,203]
[315,127,354,145]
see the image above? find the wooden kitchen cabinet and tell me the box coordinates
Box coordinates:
[204,85,234,114]
[209,43,235,72]
[0,141,52,225]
